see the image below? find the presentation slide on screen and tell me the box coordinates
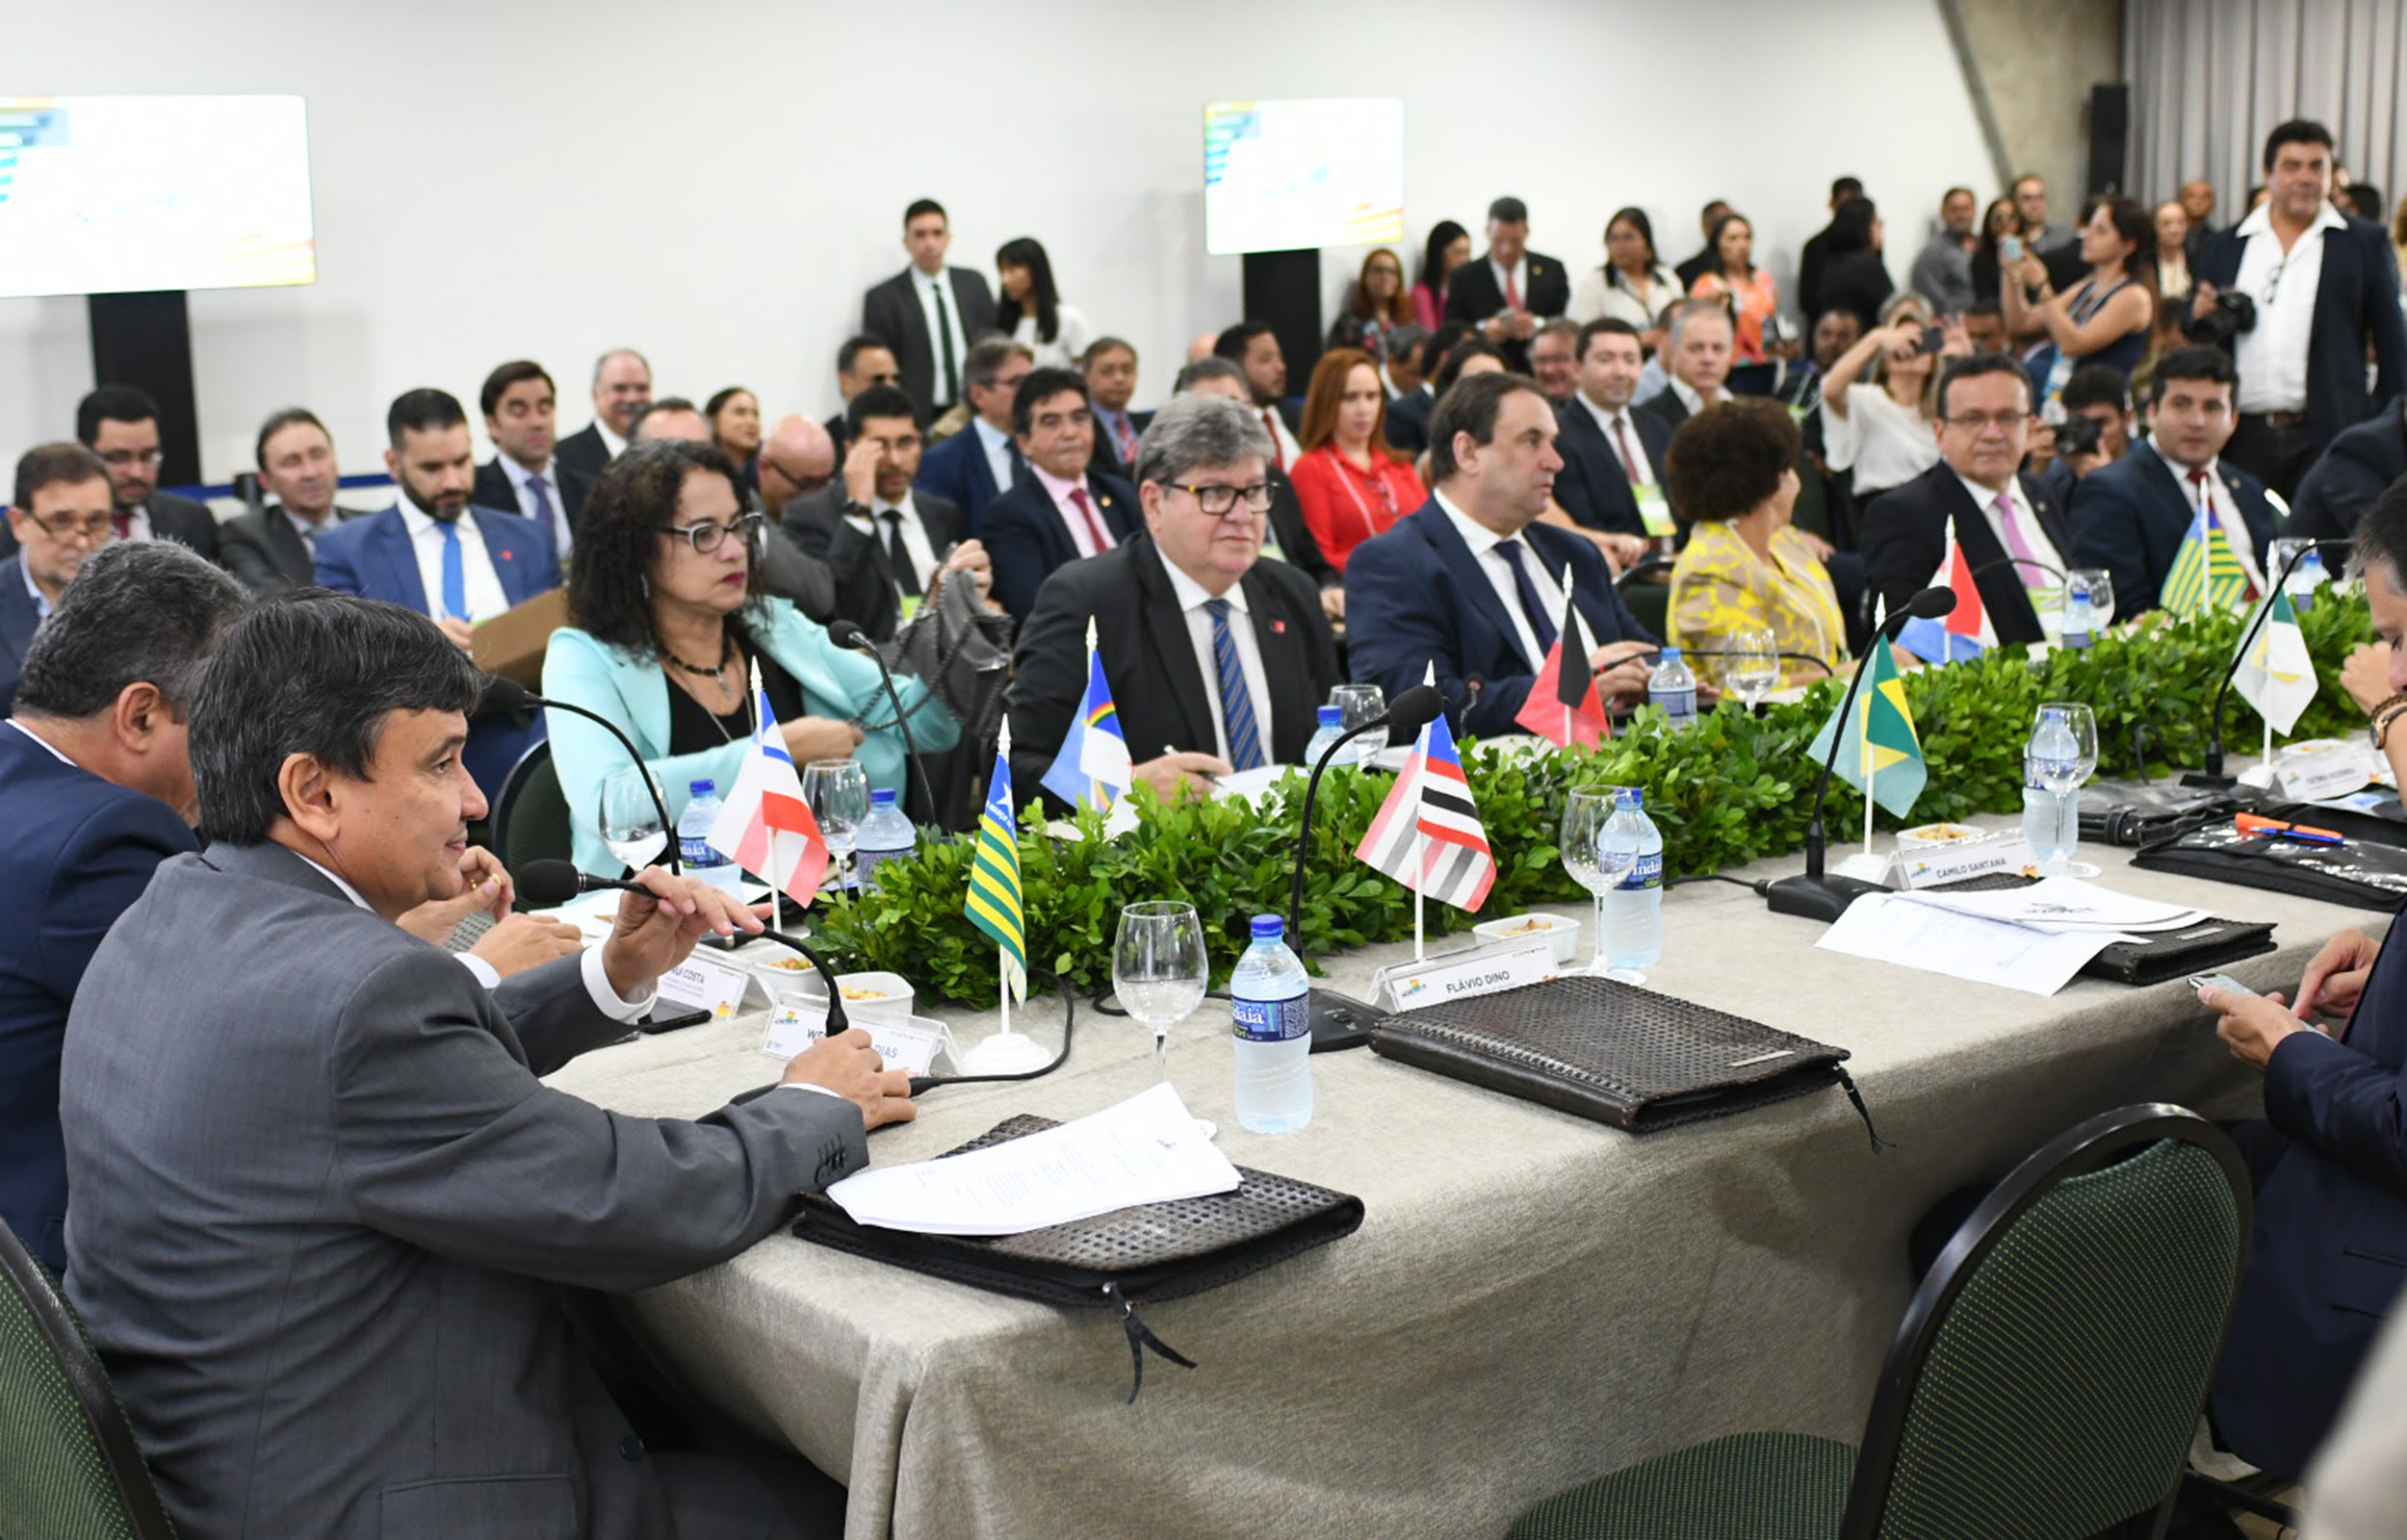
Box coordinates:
[0,94,316,299]
[1204,97,1404,256]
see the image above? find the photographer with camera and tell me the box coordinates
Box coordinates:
[2031,364,2135,507]
[2190,118,2407,498]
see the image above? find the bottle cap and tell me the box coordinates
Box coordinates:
[1250,914,1284,940]
[870,788,896,806]
[688,779,714,796]
[1617,786,1644,809]
[1660,647,1681,662]
[1317,705,1342,727]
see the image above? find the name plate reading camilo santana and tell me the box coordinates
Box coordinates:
[1896,834,2037,890]
[1374,933,1556,1014]
[658,951,754,1020]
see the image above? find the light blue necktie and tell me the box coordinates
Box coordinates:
[1204,597,1264,771]
[435,518,468,620]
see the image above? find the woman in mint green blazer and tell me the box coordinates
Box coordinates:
[543,440,956,874]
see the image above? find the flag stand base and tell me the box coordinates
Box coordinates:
[957,1029,1054,1075]
[1830,851,1893,885]
[1764,872,1888,923]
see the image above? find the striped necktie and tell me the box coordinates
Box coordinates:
[1204,597,1264,770]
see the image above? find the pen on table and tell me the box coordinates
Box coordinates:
[1168,744,1220,789]
[2236,812,2343,845]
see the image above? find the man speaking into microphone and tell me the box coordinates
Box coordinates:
[61,592,911,1540]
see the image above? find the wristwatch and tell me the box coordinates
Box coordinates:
[2370,693,2407,750]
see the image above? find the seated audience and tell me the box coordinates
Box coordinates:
[1213,321,1304,468]
[1673,199,1734,290]
[1287,347,1427,573]
[1910,187,1980,315]
[545,439,953,874]
[706,386,764,491]
[1821,299,1957,500]
[980,367,1139,618]
[1328,247,1415,364]
[995,236,1095,369]
[1445,195,1569,372]
[1798,177,1864,321]
[1567,207,1681,347]
[1412,219,1470,331]
[2031,363,2134,508]
[1551,319,1673,562]
[1379,325,1430,398]
[1082,336,1150,478]
[2069,346,2277,620]
[1962,296,2009,354]
[1860,353,2072,644]
[1817,198,1897,331]
[1174,356,1340,605]
[2287,398,2407,543]
[1,541,247,1276]
[475,359,591,556]
[64,589,904,1540]
[2003,195,2156,405]
[314,389,559,799]
[863,197,996,418]
[758,414,839,517]
[2154,199,2194,301]
[630,398,710,444]
[1636,299,1738,434]
[2,445,116,713]
[1010,395,1342,808]
[1667,398,1849,681]
[1689,213,1779,365]
[826,335,902,460]
[556,347,651,479]
[1529,319,1580,405]
[1344,372,1656,737]
[220,408,372,598]
[1970,195,2020,303]
[1384,323,1465,457]
[71,385,220,562]
[782,383,993,642]
[913,337,1033,531]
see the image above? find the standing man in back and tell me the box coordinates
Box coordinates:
[554,349,653,482]
[863,199,998,421]
[1445,196,1570,373]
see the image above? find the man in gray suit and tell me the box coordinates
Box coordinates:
[218,406,373,597]
[61,593,915,1540]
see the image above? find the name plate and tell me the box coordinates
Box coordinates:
[1634,483,1675,539]
[1372,933,1555,1013]
[1897,835,2037,889]
[762,1005,944,1074]
[2276,750,2374,805]
[658,951,754,1020]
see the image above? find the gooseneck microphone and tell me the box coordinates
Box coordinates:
[481,677,682,875]
[1764,585,1957,923]
[1286,682,1445,1052]
[826,620,938,822]
[2194,537,2350,784]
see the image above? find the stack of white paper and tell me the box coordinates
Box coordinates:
[824,1082,1240,1237]
[1817,878,2200,996]
[1890,877,2209,935]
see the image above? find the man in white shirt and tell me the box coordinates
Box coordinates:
[861,198,999,419]
[475,360,588,558]
[554,348,651,481]
[219,409,371,598]
[1636,300,1736,437]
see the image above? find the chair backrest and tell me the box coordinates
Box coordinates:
[491,738,573,883]
[1841,1104,2251,1540]
[0,1219,176,1540]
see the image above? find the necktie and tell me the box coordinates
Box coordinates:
[1493,538,1560,654]
[2187,468,2213,510]
[2193,469,2258,599]
[1994,494,2046,589]
[881,509,921,597]
[1067,486,1113,554]
[524,474,557,541]
[1504,265,1523,310]
[1115,413,1140,467]
[1204,597,1264,770]
[1262,409,1287,471]
[1610,416,1640,481]
[436,517,469,620]
[931,280,959,405]
[112,510,133,541]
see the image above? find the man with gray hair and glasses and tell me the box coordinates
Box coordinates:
[1008,393,1341,808]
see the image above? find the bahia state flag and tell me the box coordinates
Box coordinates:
[1356,692,1495,913]
[1895,531,1996,664]
[964,747,1028,1005]
[1803,642,1928,819]
[2231,587,2317,735]
[1040,620,1136,832]
[2161,502,2256,618]
[706,660,829,905]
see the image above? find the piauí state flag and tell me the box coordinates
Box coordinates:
[1514,574,1608,748]
[706,660,829,905]
[2161,502,2254,618]
[964,749,1028,1005]
[1804,642,1928,819]
[1896,533,1995,664]
[2231,587,2317,735]
[1040,621,1133,816]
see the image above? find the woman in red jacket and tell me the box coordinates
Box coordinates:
[1288,347,1427,572]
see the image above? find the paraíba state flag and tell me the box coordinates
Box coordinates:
[1040,619,1133,817]
[706,659,828,905]
[2161,503,2254,618]
[1514,574,1609,749]
[965,748,1028,1004]
[1803,641,1928,819]
[1356,699,1495,913]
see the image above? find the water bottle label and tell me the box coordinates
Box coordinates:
[1652,688,1696,727]
[2061,629,2093,650]
[1614,851,1663,891]
[680,835,728,867]
[1231,994,1308,1043]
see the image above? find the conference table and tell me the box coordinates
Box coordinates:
[546,806,2378,1540]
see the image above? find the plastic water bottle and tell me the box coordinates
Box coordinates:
[1304,705,1349,770]
[2290,551,2325,614]
[2022,717,2082,869]
[1230,914,1313,1134]
[1598,788,1665,969]
[852,788,917,892]
[1648,648,1697,732]
[2060,574,2095,650]
[678,780,742,893]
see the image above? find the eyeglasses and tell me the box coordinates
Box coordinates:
[1941,410,2034,434]
[1170,481,1275,515]
[657,513,767,553]
[20,509,113,542]
[96,449,161,469]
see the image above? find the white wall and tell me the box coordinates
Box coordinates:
[1,0,1996,486]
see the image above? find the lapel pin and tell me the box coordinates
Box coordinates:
[1270,619,1287,634]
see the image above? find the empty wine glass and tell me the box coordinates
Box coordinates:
[803,759,870,891]
[1561,786,1639,980]
[2031,702,2099,878]
[1329,683,1386,764]
[1721,627,1779,711]
[598,764,668,873]
[1114,901,1214,1137]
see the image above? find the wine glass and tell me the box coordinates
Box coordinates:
[1113,902,1213,1137]
[598,764,668,873]
[2269,537,2323,602]
[2067,567,2115,631]
[1721,627,1779,711]
[1329,683,1386,763]
[1561,786,1640,982]
[803,759,870,891]
[2032,702,2099,878]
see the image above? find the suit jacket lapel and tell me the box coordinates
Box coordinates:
[269,514,312,586]
[2021,474,2073,560]
[473,509,534,606]
[367,511,429,614]
[1239,563,1316,760]
[1417,506,1525,667]
[1130,541,1218,753]
[1939,477,2040,642]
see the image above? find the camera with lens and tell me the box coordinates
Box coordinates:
[2192,289,2258,348]
[2052,413,2104,459]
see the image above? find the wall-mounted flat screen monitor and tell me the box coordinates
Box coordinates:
[0,94,316,299]
[1204,97,1404,256]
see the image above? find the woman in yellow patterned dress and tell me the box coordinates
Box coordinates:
[1664,398,1849,686]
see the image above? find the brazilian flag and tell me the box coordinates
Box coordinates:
[964,750,1028,1004]
[1805,645,1928,819]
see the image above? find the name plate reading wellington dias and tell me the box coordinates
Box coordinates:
[1372,933,1556,1014]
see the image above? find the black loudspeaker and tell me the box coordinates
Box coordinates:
[1241,250,1322,398]
[2088,83,2131,198]
[88,291,202,488]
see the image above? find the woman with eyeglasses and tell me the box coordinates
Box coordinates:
[543,440,956,875]
[1287,347,1426,572]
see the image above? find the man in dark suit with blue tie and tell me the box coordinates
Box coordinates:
[914,338,1032,534]
[316,389,560,800]
[0,540,247,1276]
[474,359,593,560]
[1345,372,1657,739]
[2194,482,2407,1480]
[2070,347,2283,621]
[980,368,1138,620]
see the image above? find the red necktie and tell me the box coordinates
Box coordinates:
[1115,415,1139,465]
[2187,468,2212,509]
[1261,409,1286,470]
[1504,266,1522,309]
[1611,417,1639,480]
[1068,486,1113,553]
[112,510,133,541]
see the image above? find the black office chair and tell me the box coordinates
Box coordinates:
[0,1219,178,1539]
[490,738,573,885]
[1510,1104,2252,1540]
[1615,554,1675,645]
